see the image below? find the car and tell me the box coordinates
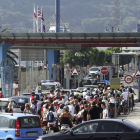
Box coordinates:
[22,93,43,102]
[89,67,101,75]
[10,96,30,112]
[0,98,21,113]
[0,113,42,140]
[36,119,140,140]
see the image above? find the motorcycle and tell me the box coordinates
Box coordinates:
[61,124,70,131]
[47,122,56,134]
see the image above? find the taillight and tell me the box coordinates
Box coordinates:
[15,118,20,137]
[44,121,47,125]
[49,124,54,127]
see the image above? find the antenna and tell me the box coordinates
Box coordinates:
[114,0,121,29]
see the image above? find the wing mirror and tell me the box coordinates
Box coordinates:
[69,129,74,135]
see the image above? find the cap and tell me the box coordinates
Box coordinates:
[50,89,54,92]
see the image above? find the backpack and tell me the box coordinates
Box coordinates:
[46,111,54,122]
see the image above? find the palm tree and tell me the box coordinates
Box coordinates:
[0,25,18,65]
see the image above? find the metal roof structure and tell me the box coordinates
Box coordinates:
[0,32,140,49]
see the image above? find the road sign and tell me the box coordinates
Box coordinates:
[101,67,108,75]
[71,67,80,76]
[87,65,90,70]
[134,69,140,78]
[124,75,133,84]
[110,78,120,89]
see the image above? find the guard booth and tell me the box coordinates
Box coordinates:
[64,68,84,89]
[100,66,113,81]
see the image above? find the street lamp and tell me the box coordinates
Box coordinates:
[105,24,120,33]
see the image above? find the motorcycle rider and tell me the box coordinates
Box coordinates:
[59,106,73,128]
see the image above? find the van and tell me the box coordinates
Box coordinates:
[0,113,42,140]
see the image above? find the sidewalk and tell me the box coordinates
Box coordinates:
[117,102,140,126]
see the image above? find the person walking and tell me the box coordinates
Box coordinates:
[87,101,101,121]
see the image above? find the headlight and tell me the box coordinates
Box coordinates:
[36,138,42,140]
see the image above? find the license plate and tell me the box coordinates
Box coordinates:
[47,130,54,134]
[44,126,47,130]
[28,133,37,136]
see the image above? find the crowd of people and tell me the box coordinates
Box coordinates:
[3,84,136,130]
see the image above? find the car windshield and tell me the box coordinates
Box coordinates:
[19,117,41,128]
[42,85,55,90]
[90,68,99,71]
[0,101,9,110]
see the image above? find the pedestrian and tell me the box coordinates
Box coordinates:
[81,104,89,123]
[101,102,109,119]
[31,100,37,114]
[0,88,4,98]
[74,99,80,114]
[30,92,35,105]
[87,101,101,120]
[5,102,13,113]
[37,98,44,117]
[24,103,35,114]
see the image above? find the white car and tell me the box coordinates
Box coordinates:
[89,67,101,75]
[0,98,21,113]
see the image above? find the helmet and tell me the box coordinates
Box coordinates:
[63,106,69,111]
[58,101,64,105]
[49,106,54,112]
[83,88,87,92]
[94,95,98,100]
[74,92,79,96]
[56,88,60,91]
[54,99,59,103]
[60,104,64,109]
[65,101,70,105]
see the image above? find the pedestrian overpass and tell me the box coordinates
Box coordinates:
[1,32,140,80]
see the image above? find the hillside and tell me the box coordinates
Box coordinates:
[0,0,140,32]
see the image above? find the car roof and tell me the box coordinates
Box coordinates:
[10,96,30,99]
[0,113,39,119]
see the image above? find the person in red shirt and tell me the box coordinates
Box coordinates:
[30,92,35,104]
[0,88,4,98]
[88,95,95,103]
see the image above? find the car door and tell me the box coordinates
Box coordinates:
[66,122,99,140]
[95,121,126,140]
[0,116,11,139]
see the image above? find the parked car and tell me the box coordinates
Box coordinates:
[36,119,140,140]
[10,96,30,112]
[0,113,42,140]
[0,98,21,113]
[22,93,43,102]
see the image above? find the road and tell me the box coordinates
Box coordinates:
[117,70,140,126]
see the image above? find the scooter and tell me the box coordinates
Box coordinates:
[47,122,55,134]
[61,124,70,131]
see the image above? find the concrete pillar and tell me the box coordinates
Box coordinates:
[135,55,138,72]
[0,41,14,63]
[138,56,140,101]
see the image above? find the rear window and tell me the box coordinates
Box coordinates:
[19,117,41,128]
[23,94,39,100]
[18,98,27,103]
[0,101,9,110]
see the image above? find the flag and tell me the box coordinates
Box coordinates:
[34,7,38,25]
[38,28,41,32]
[38,7,42,18]
[43,24,46,32]
[41,12,44,24]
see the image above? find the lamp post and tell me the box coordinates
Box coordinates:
[105,24,120,33]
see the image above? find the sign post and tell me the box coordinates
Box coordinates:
[101,67,108,80]
[110,78,120,118]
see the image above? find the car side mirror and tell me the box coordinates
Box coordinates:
[69,130,74,135]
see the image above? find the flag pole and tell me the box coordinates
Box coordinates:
[33,4,35,33]
[37,5,38,33]
[41,6,43,33]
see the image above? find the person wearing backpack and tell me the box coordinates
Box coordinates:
[0,88,4,98]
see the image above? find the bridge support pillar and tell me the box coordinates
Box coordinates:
[0,41,14,63]
[47,50,58,80]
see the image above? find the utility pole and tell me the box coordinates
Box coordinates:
[114,0,121,28]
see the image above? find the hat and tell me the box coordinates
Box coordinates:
[50,89,54,92]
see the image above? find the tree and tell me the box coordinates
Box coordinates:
[95,50,106,66]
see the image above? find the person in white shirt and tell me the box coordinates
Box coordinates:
[121,89,128,115]
[67,101,74,117]
[85,93,90,101]
[82,89,87,98]
[101,102,109,119]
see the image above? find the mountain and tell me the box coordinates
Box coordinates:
[0,0,140,33]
